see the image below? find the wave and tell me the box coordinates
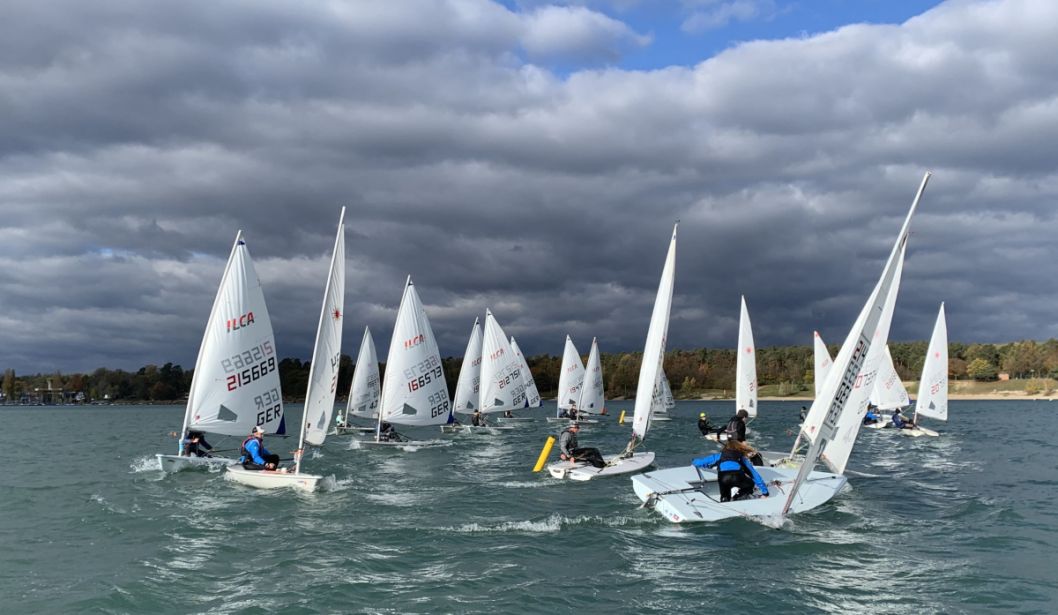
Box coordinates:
[128,455,160,473]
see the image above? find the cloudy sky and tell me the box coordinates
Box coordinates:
[2,0,1056,374]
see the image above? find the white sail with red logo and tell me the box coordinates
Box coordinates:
[479,310,528,414]
[556,336,585,415]
[297,207,346,452]
[182,231,285,439]
[914,303,948,423]
[735,295,758,418]
[377,277,451,428]
[452,319,483,413]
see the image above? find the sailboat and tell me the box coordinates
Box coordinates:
[901,303,947,437]
[865,346,911,429]
[335,327,380,435]
[577,337,606,416]
[706,296,758,442]
[450,309,525,433]
[510,336,543,409]
[451,318,483,416]
[361,277,452,446]
[634,173,931,522]
[548,223,678,480]
[227,208,346,491]
[156,231,286,473]
[548,335,585,422]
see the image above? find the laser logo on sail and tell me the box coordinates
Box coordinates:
[226,312,255,332]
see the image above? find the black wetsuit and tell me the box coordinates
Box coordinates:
[697,418,714,436]
[558,427,605,468]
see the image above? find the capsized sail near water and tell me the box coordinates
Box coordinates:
[345,327,380,420]
[784,172,931,516]
[452,319,483,414]
[377,278,451,429]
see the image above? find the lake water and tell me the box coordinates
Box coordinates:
[1,400,1054,614]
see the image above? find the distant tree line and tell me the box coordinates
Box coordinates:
[3,339,1057,404]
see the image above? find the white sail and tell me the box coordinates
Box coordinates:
[478,310,527,413]
[557,336,585,412]
[813,331,832,399]
[578,338,605,414]
[915,303,948,422]
[785,172,930,516]
[735,295,758,417]
[871,346,910,410]
[660,371,676,409]
[299,208,346,449]
[346,327,380,419]
[378,278,451,426]
[183,232,285,439]
[510,337,542,408]
[452,319,483,413]
[631,223,678,442]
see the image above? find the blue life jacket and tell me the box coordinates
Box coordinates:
[891,412,906,428]
[239,436,267,464]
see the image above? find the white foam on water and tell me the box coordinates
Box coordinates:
[496,480,552,489]
[347,439,362,450]
[752,513,790,530]
[442,513,648,534]
[318,475,338,492]
[129,455,161,473]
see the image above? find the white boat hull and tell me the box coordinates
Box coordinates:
[333,425,376,436]
[862,421,888,430]
[225,466,321,492]
[496,417,534,423]
[632,465,846,523]
[440,425,515,434]
[156,454,235,473]
[547,452,655,481]
[650,416,672,422]
[899,426,939,437]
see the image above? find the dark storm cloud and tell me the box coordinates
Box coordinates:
[1,0,1055,373]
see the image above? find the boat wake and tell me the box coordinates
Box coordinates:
[129,456,160,473]
[443,513,652,534]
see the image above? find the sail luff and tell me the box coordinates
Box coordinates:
[178,231,243,452]
[296,208,346,471]
[783,171,930,516]
[630,222,678,443]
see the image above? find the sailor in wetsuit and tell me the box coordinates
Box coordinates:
[692,439,770,502]
[378,421,405,442]
[697,412,714,436]
[471,409,488,427]
[182,430,213,457]
[890,408,916,430]
[719,409,750,442]
[863,405,882,425]
[558,423,605,468]
[239,426,281,470]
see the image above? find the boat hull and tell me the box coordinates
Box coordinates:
[548,452,655,481]
[898,426,939,437]
[333,425,376,435]
[225,466,320,492]
[156,454,235,473]
[632,465,846,523]
[440,425,515,434]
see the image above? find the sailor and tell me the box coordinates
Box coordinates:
[799,406,808,422]
[239,426,281,471]
[568,402,579,422]
[503,410,514,418]
[719,408,750,442]
[890,408,915,430]
[692,439,770,502]
[181,430,213,457]
[378,421,404,442]
[471,409,488,427]
[557,422,605,468]
[863,405,882,425]
[697,412,714,436]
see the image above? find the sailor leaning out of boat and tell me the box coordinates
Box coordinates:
[691,439,770,503]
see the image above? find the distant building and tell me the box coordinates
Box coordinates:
[998,372,1010,381]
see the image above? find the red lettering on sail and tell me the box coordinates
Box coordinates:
[404,334,425,349]
[226,311,256,332]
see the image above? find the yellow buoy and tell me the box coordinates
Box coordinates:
[532,436,556,472]
[618,410,626,425]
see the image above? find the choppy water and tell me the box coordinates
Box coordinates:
[1,400,1055,614]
